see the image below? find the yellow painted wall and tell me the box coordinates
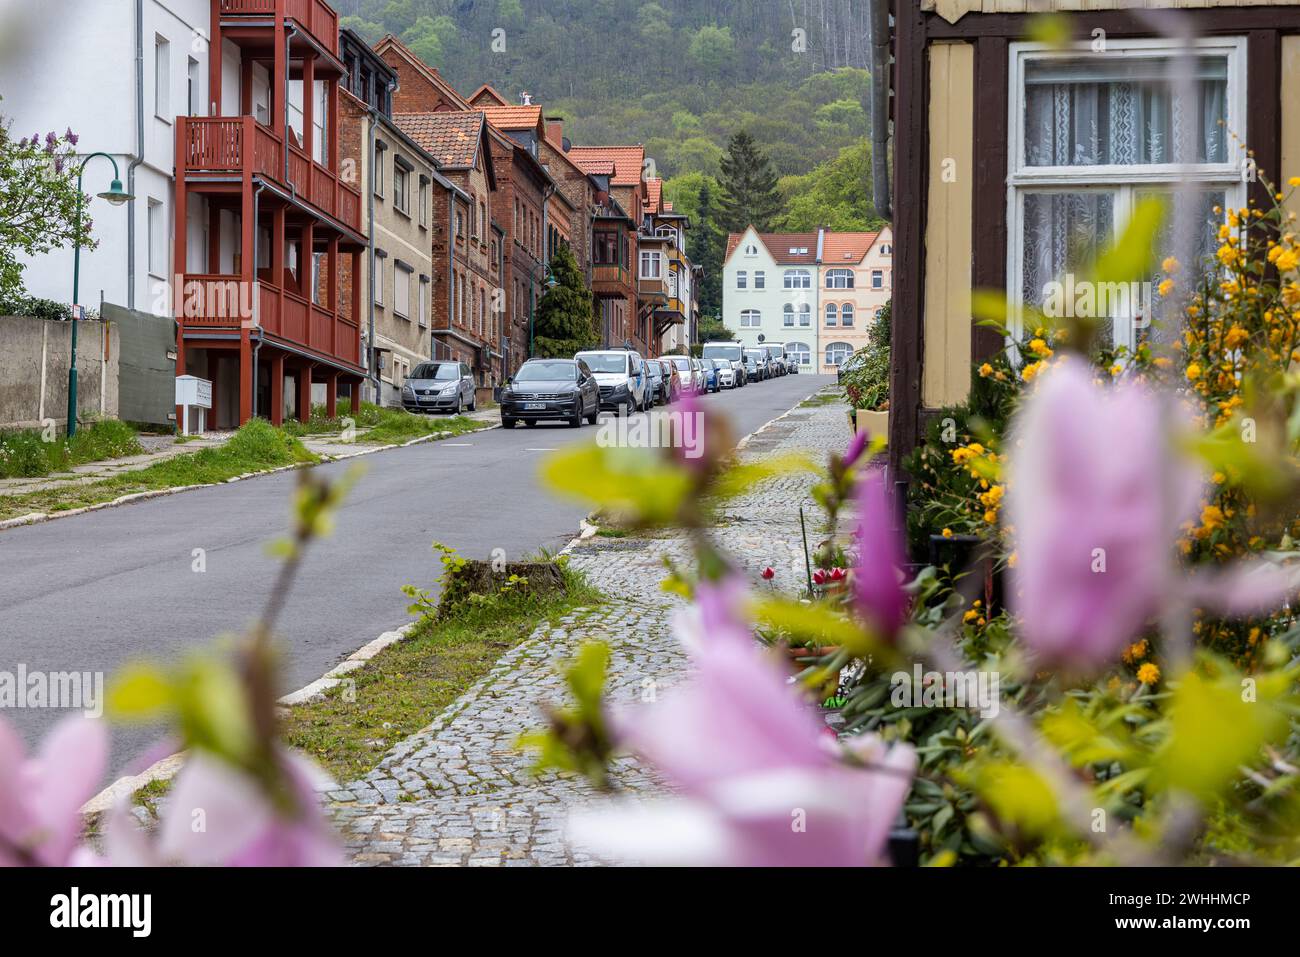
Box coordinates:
[924,0,1300,25]
[922,41,975,409]
[1283,36,1300,225]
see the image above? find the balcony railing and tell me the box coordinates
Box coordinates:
[637,275,669,299]
[179,117,361,234]
[180,274,360,368]
[219,0,340,56]
[592,264,632,295]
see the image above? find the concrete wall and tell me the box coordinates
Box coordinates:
[104,303,176,426]
[0,316,120,431]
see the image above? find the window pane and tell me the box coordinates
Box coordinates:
[1021,191,1115,307]
[1024,55,1228,167]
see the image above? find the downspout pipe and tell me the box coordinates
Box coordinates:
[128,0,144,309]
[869,0,892,221]
[250,182,266,417]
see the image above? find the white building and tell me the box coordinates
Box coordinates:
[722,227,820,371]
[0,0,212,316]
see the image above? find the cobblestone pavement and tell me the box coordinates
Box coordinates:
[330,394,852,865]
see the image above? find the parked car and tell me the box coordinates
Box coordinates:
[702,343,745,388]
[645,359,667,405]
[667,355,695,394]
[744,349,770,381]
[690,357,707,393]
[713,357,735,390]
[788,359,800,374]
[764,344,789,375]
[500,358,599,429]
[701,357,721,393]
[730,359,748,387]
[402,360,477,414]
[657,358,682,402]
[574,349,649,414]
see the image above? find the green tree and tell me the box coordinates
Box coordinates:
[532,246,599,358]
[405,15,458,70]
[0,116,95,302]
[716,130,782,234]
[776,140,884,232]
[689,25,736,78]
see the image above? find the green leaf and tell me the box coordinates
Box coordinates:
[106,664,176,720]
[540,443,694,526]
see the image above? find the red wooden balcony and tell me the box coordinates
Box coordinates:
[179,117,361,234]
[180,273,361,368]
[219,0,340,57]
[592,264,634,299]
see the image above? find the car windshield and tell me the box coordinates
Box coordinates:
[577,353,628,374]
[671,358,691,371]
[703,345,742,362]
[515,361,576,382]
[411,363,458,381]
[744,350,765,361]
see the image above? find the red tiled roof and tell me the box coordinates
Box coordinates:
[823,231,881,264]
[567,146,645,187]
[726,231,820,264]
[644,178,663,213]
[663,202,674,212]
[480,105,543,131]
[394,111,484,169]
[574,158,616,176]
[468,84,509,107]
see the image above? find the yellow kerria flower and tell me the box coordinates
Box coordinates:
[978,362,993,377]
[1161,256,1179,274]
[1223,326,1249,349]
[983,509,998,524]
[1201,504,1225,531]
[1006,551,1018,568]
[941,527,953,538]
[963,609,978,623]
[1185,362,1202,381]
[1028,338,1053,358]
[1216,244,1239,267]
[1022,361,1043,382]
[1290,177,1300,188]
[1276,248,1300,272]
[1109,364,1123,377]
[1157,278,1174,297]
[1137,662,1161,686]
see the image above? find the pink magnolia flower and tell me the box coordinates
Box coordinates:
[0,716,107,866]
[844,428,871,470]
[852,470,910,641]
[105,749,340,867]
[572,582,916,866]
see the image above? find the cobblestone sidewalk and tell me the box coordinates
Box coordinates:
[330,395,851,865]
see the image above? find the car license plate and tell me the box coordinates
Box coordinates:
[524,402,545,410]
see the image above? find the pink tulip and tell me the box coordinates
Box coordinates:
[574,585,916,865]
[852,470,910,641]
[844,428,870,470]
[1006,362,1204,668]
[0,716,107,866]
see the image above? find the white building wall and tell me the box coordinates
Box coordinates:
[0,0,210,316]
[722,226,818,371]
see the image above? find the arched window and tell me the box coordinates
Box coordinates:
[825,341,853,367]
[824,303,838,326]
[783,269,811,289]
[785,341,810,367]
[783,304,795,327]
[841,303,855,327]
[826,268,854,289]
[740,309,761,328]
[880,244,892,256]
[798,303,811,326]
[744,243,758,256]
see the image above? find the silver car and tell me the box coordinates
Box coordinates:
[402,360,477,414]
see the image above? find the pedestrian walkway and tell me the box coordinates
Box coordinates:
[329,395,851,865]
[0,431,234,497]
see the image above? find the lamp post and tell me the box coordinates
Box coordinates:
[526,262,558,359]
[67,153,134,437]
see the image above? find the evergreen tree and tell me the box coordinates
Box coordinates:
[717,130,782,234]
[532,245,599,358]
[691,180,725,320]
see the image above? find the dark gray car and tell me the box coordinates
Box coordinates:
[500,358,600,428]
[402,360,476,414]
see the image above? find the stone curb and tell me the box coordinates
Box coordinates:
[4,423,498,535]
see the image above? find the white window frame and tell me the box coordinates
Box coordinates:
[147,198,166,278]
[393,161,409,215]
[824,302,837,326]
[783,269,811,290]
[154,35,171,120]
[394,263,412,319]
[826,268,854,289]
[419,275,430,328]
[374,254,385,307]
[736,270,747,289]
[640,250,662,280]
[871,269,883,289]
[754,270,765,289]
[739,309,761,329]
[841,303,855,327]
[1006,36,1247,354]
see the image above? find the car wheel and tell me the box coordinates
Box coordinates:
[587,403,599,425]
[468,393,476,412]
[453,394,462,415]
[502,417,517,429]
[568,406,582,428]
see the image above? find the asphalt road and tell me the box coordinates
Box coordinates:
[0,373,834,771]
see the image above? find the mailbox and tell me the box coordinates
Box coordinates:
[175,375,212,436]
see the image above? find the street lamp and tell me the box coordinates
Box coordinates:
[526,263,559,359]
[67,153,134,437]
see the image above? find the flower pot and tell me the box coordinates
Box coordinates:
[854,408,889,442]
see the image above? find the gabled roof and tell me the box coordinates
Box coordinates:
[573,158,616,176]
[645,178,663,214]
[567,146,645,187]
[373,34,471,111]
[481,105,544,132]
[395,111,487,171]
[468,84,510,107]
[726,230,820,265]
[823,232,882,265]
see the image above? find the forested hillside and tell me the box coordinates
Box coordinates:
[338,0,886,318]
